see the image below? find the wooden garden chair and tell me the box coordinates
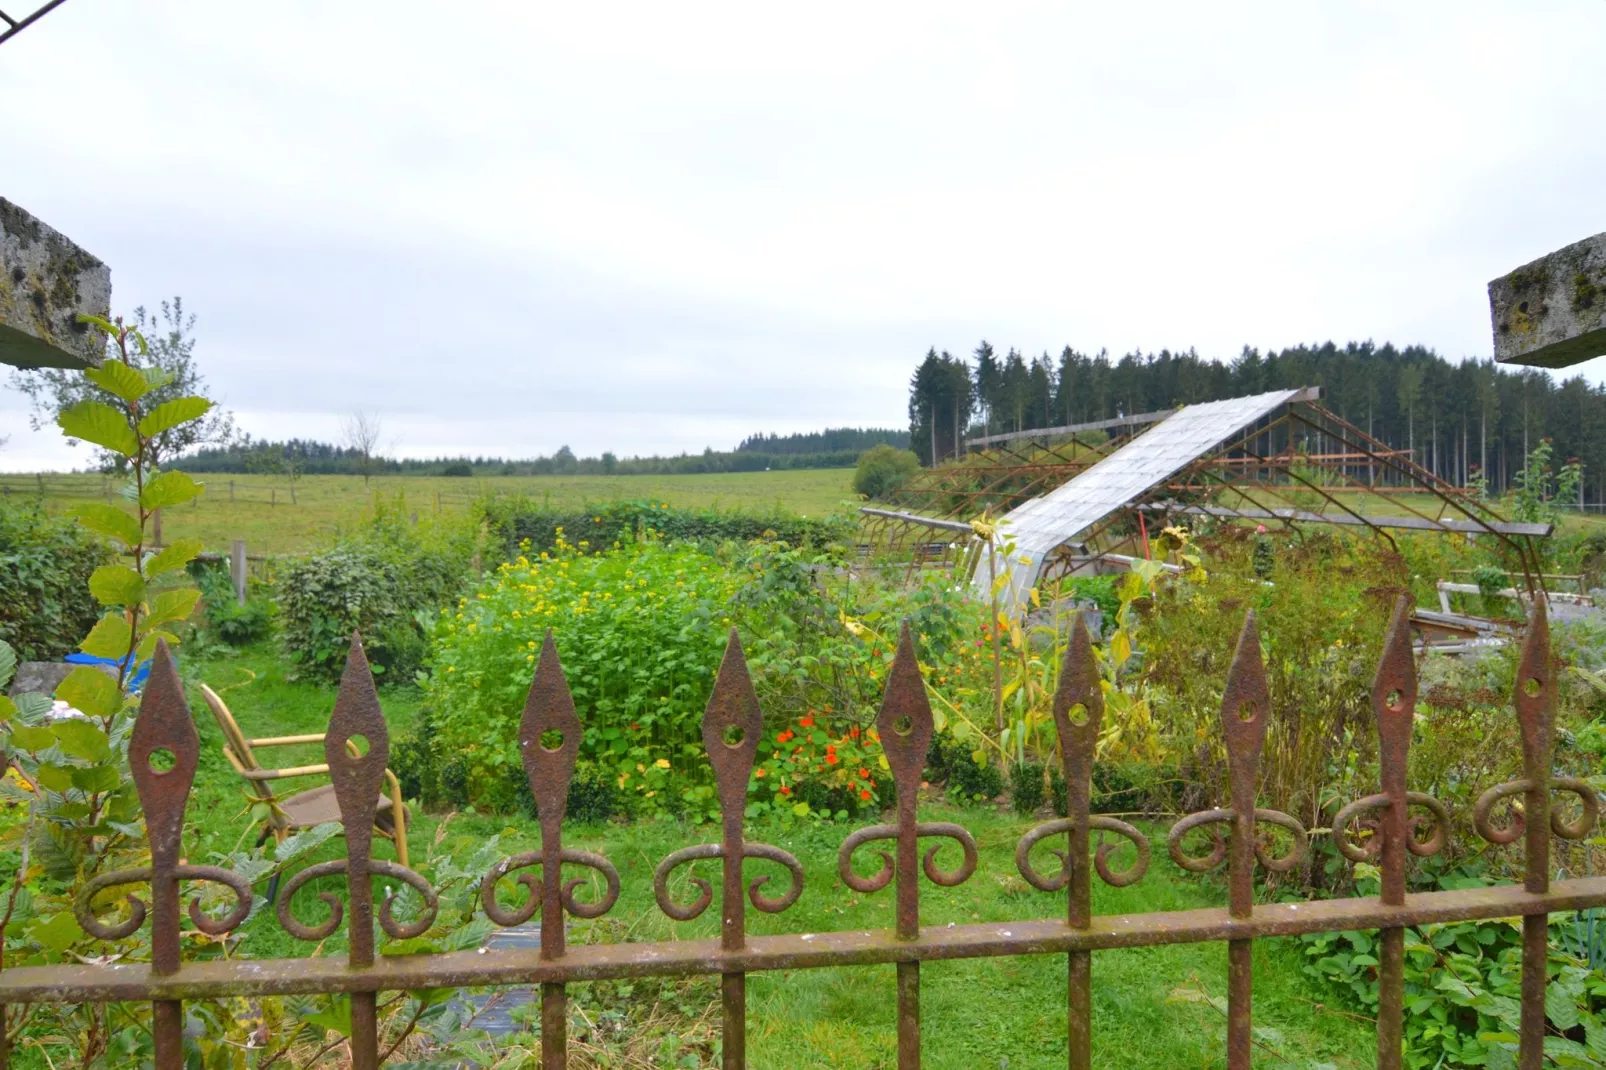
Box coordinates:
[199,684,410,897]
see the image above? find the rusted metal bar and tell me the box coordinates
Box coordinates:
[31,613,1606,1067]
[15,877,1606,1004]
[1373,600,1414,1070]
[840,625,977,1068]
[1015,614,1148,1067]
[1060,618,1097,1070]
[137,646,193,1068]
[71,643,252,1068]
[1518,604,1554,1070]
[1330,598,1451,1068]
[654,633,803,1069]
[480,632,622,1069]
[1167,615,1307,1070]
[1223,616,1267,1070]
[271,637,438,1070]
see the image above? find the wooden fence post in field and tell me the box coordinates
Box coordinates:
[230,540,247,606]
[229,480,235,502]
[271,489,276,508]
[152,509,162,549]
[35,473,43,496]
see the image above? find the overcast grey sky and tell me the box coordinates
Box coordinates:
[3,1,1604,471]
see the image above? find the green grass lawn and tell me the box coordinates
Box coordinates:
[173,645,1373,1068]
[0,468,858,555]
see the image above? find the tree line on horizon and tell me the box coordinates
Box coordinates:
[908,341,1606,502]
[173,426,910,479]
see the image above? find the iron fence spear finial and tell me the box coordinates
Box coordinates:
[479,630,620,1069]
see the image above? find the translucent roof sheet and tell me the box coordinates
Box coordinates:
[982,389,1305,606]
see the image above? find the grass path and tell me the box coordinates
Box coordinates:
[173,646,1372,1068]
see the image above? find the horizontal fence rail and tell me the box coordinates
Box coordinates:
[0,599,1598,1069]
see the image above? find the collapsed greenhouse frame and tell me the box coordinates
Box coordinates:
[859,387,1552,611]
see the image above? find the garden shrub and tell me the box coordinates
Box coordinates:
[479,497,851,562]
[1064,574,1119,622]
[0,500,109,661]
[427,532,745,816]
[279,500,475,683]
[852,444,921,500]
[189,560,275,647]
[424,527,980,819]
[279,547,410,681]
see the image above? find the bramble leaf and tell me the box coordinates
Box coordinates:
[138,396,212,439]
[36,764,75,793]
[80,615,133,659]
[139,470,203,511]
[53,719,112,762]
[146,539,203,577]
[56,668,120,722]
[71,766,121,795]
[146,588,201,629]
[73,504,141,547]
[13,692,53,723]
[10,724,55,751]
[84,359,155,403]
[58,401,138,458]
[29,913,85,954]
[1548,984,1581,1031]
[89,565,144,607]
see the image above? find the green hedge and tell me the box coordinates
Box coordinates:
[0,501,109,661]
[479,498,852,561]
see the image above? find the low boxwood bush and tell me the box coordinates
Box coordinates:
[1009,759,1046,814]
[926,733,1003,804]
[0,501,109,661]
[479,497,851,561]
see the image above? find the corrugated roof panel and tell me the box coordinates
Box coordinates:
[980,389,1303,605]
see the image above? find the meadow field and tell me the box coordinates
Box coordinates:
[0,468,858,555]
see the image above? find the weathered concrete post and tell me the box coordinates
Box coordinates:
[0,198,110,370]
[230,540,247,606]
[1490,232,1606,369]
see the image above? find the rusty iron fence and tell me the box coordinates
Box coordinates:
[0,598,1601,1069]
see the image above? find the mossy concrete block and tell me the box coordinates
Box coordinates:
[1489,232,1606,369]
[0,197,110,370]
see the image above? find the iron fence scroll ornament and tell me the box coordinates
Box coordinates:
[6,605,1605,1070]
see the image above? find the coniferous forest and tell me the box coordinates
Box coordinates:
[907,341,1606,504]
